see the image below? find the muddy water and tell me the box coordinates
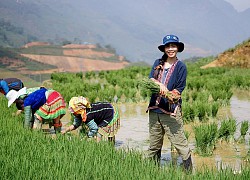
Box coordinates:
[115,103,149,151]
[114,94,250,172]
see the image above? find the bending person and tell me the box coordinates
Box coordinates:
[0,78,24,95]
[1,78,24,107]
[8,87,66,133]
[62,96,120,142]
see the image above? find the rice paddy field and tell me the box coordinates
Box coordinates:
[1,97,250,179]
[1,58,250,179]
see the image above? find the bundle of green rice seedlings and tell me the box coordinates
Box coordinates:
[139,78,180,103]
[139,78,160,94]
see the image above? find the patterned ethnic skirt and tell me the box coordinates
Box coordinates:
[35,90,66,122]
[97,106,120,140]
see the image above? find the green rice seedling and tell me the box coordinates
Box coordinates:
[211,90,220,101]
[219,90,233,106]
[217,118,236,142]
[127,88,137,100]
[139,78,160,95]
[182,102,195,123]
[234,75,244,87]
[206,103,212,117]
[240,121,249,137]
[181,90,189,102]
[237,121,249,143]
[211,102,219,118]
[187,79,195,90]
[194,80,201,90]
[196,91,210,102]
[195,101,207,121]
[193,122,218,156]
[211,89,233,105]
[191,90,198,101]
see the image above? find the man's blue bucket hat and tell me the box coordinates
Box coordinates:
[158,34,184,52]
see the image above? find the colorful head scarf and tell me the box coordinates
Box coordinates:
[68,96,91,122]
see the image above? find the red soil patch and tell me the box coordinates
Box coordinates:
[63,49,115,58]
[62,44,96,49]
[20,54,129,72]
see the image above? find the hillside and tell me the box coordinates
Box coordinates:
[18,42,129,73]
[0,18,37,47]
[0,46,57,71]
[0,42,129,76]
[201,39,250,69]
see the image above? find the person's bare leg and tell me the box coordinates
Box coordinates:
[53,116,62,134]
[33,114,42,130]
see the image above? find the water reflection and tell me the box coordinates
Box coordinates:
[115,103,149,151]
[231,96,250,142]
